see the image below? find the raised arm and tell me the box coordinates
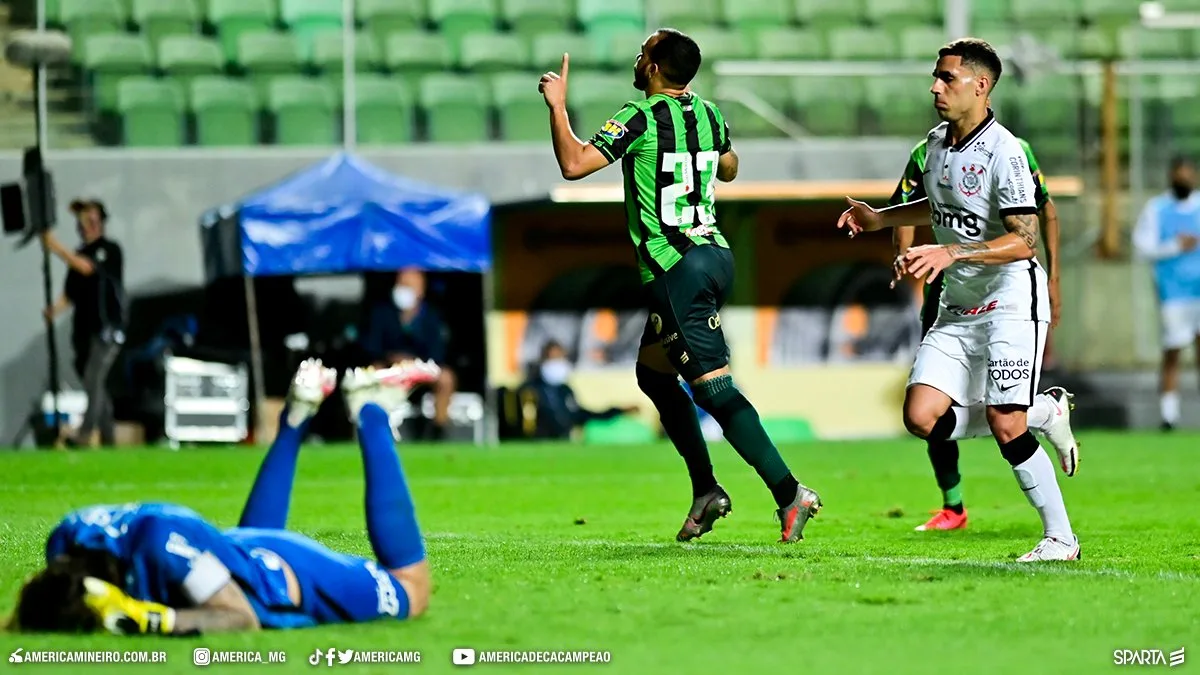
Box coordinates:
[539,53,619,181]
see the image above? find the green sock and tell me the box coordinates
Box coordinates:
[943,484,964,513]
[694,376,795,506]
[927,439,963,511]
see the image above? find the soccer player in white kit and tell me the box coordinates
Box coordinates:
[838,39,1080,562]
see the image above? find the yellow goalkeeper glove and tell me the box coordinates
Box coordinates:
[82,577,176,635]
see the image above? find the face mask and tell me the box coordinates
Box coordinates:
[1172,183,1193,200]
[540,359,572,385]
[392,286,418,311]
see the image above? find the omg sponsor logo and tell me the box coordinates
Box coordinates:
[930,207,983,237]
[989,358,1031,382]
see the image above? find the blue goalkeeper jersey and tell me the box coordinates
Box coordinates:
[45,503,407,629]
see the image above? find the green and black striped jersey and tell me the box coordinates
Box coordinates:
[589,93,731,283]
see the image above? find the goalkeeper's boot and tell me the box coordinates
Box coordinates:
[82,577,175,635]
[284,358,338,427]
[777,484,822,543]
[915,507,968,531]
[1016,535,1081,562]
[343,361,441,423]
[676,485,732,542]
[1035,386,1080,477]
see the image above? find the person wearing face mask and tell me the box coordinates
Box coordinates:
[361,268,456,439]
[523,341,637,440]
[41,198,128,448]
[1133,156,1200,430]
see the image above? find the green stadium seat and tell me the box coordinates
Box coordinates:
[237,32,303,97]
[1011,75,1080,133]
[354,74,414,145]
[723,0,791,36]
[1080,0,1139,27]
[898,25,944,60]
[84,34,152,112]
[569,72,637,137]
[132,0,199,53]
[598,30,646,68]
[865,0,938,28]
[715,76,792,138]
[310,30,381,73]
[358,0,426,46]
[1118,27,1190,59]
[190,76,259,145]
[429,0,498,42]
[970,0,1010,23]
[791,76,863,135]
[157,35,223,92]
[793,0,863,27]
[502,0,572,39]
[459,32,530,71]
[827,27,898,60]
[268,76,337,145]
[418,73,491,142]
[531,33,603,72]
[1075,26,1117,59]
[61,0,127,62]
[1011,0,1078,26]
[865,75,937,135]
[281,0,343,54]
[688,29,752,63]
[385,32,453,88]
[578,0,644,42]
[208,0,276,64]
[971,22,1016,51]
[117,76,185,146]
[491,71,547,141]
[753,28,826,59]
[647,0,718,32]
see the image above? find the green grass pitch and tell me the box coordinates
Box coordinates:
[0,432,1197,674]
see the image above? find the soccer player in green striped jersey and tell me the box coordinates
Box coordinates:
[887,134,1065,533]
[539,29,822,543]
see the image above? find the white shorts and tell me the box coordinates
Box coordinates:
[907,319,1048,407]
[1160,300,1200,350]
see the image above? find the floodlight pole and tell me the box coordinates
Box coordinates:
[35,0,61,440]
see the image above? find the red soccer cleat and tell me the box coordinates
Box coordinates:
[914,507,968,531]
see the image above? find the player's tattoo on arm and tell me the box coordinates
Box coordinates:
[946,242,990,259]
[1004,213,1040,251]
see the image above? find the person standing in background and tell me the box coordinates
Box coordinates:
[42,199,127,448]
[1133,157,1200,430]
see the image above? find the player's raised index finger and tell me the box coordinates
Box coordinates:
[561,52,569,79]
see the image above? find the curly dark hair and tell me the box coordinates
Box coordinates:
[10,549,123,633]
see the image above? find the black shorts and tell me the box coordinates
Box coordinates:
[639,245,734,382]
[921,272,945,337]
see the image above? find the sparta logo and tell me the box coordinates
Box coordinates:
[959,163,985,197]
[599,118,627,140]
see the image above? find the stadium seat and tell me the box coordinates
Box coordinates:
[715,76,792,138]
[310,30,381,74]
[970,0,1010,23]
[268,76,337,145]
[190,76,259,145]
[1118,27,1191,59]
[827,27,899,60]
[1080,0,1139,28]
[418,73,491,142]
[132,0,200,53]
[207,0,277,64]
[1011,75,1080,133]
[429,0,499,43]
[531,33,603,73]
[865,0,938,28]
[754,28,827,60]
[238,32,303,97]
[491,71,547,141]
[84,34,152,112]
[354,74,414,145]
[569,72,637,136]
[1011,0,1078,26]
[865,75,937,135]
[502,0,572,39]
[723,0,792,37]
[117,76,185,146]
[598,30,646,69]
[647,0,718,32]
[578,0,644,43]
[385,32,454,88]
[358,0,426,45]
[791,76,863,136]
[157,35,224,91]
[281,0,343,54]
[687,29,752,63]
[459,32,530,72]
[793,0,864,27]
[1075,26,1117,59]
[61,0,127,62]
[898,25,944,60]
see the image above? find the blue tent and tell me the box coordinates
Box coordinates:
[201,152,492,279]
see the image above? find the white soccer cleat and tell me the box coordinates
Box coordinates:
[284,358,337,427]
[1016,535,1080,562]
[1036,386,1080,477]
[342,360,441,423]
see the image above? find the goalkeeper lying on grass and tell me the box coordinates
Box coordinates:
[10,359,437,635]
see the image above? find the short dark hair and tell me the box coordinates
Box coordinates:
[649,29,701,87]
[1171,155,1194,172]
[11,550,123,633]
[939,38,1003,89]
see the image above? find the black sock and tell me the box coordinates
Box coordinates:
[927,408,957,442]
[997,430,1039,467]
[636,365,717,498]
[926,439,964,510]
[693,375,796,507]
[770,473,800,509]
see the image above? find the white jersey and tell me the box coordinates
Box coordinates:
[921,112,1051,326]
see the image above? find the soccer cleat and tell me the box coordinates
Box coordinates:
[285,358,338,427]
[914,507,968,531]
[676,485,732,542]
[342,361,441,423]
[82,577,176,635]
[1016,535,1081,562]
[1036,386,1080,477]
[777,484,822,543]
